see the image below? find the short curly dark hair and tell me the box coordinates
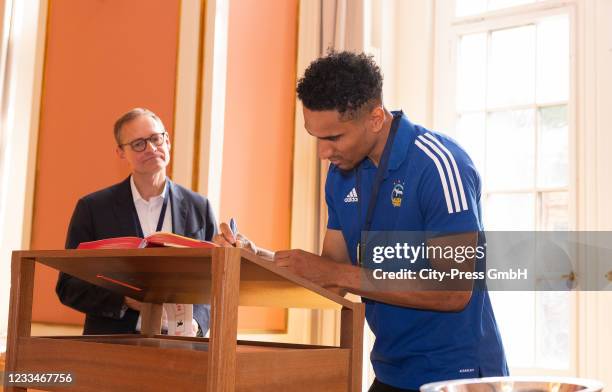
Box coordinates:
[296,50,383,119]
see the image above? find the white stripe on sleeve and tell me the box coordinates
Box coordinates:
[417,135,461,212]
[425,133,469,211]
[415,140,454,214]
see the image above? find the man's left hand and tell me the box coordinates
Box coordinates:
[274,249,341,289]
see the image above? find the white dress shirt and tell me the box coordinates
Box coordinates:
[130,175,172,237]
[130,176,197,336]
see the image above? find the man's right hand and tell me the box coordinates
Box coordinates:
[124,297,143,312]
[213,222,259,254]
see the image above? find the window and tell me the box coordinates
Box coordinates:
[438,0,576,373]
[456,0,546,18]
[455,16,570,232]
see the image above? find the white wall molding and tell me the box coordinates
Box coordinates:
[197,0,230,215]
[290,0,322,254]
[171,0,204,189]
[577,0,612,388]
[0,0,47,351]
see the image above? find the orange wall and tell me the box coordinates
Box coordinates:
[218,0,299,331]
[29,0,299,333]
[31,0,181,324]
[220,0,298,252]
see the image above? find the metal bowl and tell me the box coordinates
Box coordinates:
[420,377,604,392]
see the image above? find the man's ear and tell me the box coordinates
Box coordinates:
[368,106,386,133]
[115,145,125,159]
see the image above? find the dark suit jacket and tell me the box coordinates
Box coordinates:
[56,176,217,335]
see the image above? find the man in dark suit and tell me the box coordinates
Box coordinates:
[56,108,217,335]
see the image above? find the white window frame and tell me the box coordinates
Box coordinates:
[434,0,579,377]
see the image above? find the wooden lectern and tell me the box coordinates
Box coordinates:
[5,248,365,391]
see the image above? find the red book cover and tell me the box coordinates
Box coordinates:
[77,232,218,249]
[144,232,217,248]
[77,237,145,249]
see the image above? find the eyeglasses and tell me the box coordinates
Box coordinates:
[119,132,167,152]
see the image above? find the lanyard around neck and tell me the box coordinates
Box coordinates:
[132,184,171,238]
[356,111,403,264]
[357,111,403,232]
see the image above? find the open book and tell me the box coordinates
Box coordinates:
[77,232,218,250]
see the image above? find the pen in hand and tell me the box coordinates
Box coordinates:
[229,217,240,247]
[226,218,268,258]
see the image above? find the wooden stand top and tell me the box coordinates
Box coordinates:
[16,248,355,310]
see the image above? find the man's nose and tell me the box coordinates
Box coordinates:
[145,140,158,152]
[317,139,333,160]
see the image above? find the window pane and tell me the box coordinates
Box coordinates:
[488,25,536,107]
[485,192,535,230]
[487,0,535,12]
[535,291,571,369]
[486,110,535,190]
[538,105,568,188]
[537,16,570,103]
[489,291,535,367]
[456,0,487,17]
[540,191,569,230]
[457,33,487,112]
[457,113,486,175]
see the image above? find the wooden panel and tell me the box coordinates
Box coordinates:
[207,248,240,392]
[28,248,351,309]
[139,303,163,337]
[12,336,350,392]
[341,305,366,392]
[5,253,35,392]
[235,350,349,392]
[16,337,208,392]
[34,335,341,352]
